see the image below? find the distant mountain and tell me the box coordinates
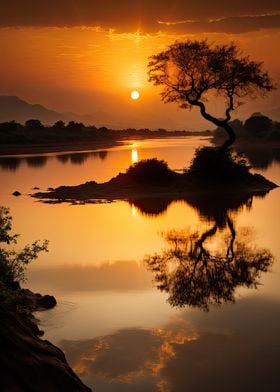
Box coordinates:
[0,96,102,125]
[0,95,206,130]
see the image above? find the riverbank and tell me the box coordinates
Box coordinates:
[0,288,91,391]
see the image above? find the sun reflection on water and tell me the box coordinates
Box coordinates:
[131,148,139,163]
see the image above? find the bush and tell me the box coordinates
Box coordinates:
[0,207,48,305]
[125,159,174,184]
[186,146,250,181]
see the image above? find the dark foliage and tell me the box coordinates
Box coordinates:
[0,120,209,146]
[125,159,176,184]
[213,114,280,143]
[145,220,273,311]
[0,207,48,307]
[186,146,250,182]
[148,40,274,149]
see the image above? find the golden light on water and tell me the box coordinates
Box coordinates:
[131,90,140,100]
[131,205,137,217]
[131,148,139,163]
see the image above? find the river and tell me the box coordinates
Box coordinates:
[1,137,280,391]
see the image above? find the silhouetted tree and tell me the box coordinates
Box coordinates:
[244,114,273,137]
[0,207,48,301]
[25,119,43,129]
[148,40,274,150]
[53,120,66,128]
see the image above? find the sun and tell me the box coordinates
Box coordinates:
[130,90,140,100]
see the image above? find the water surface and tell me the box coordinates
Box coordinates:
[1,137,279,391]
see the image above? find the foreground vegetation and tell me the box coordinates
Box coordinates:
[0,207,91,391]
[0,207,49,310]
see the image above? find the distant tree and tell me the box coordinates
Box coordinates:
[244,114,273,137]
[67,121,85,136]
[25,119,43,129]
[67,121,84,128]
[214,119,244,141]
[99,126,108,133]
[53,120,65,128]
[148,40,274,150]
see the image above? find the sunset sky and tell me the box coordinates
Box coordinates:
[0,0,279,129]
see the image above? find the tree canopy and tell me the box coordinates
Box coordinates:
[148,40,275,149]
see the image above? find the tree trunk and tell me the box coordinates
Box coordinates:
[220,122,236,150]
[189,100,236,150]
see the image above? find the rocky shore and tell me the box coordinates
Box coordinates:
[0,289,91,392]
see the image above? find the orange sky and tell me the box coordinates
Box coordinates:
[0,1,279,129]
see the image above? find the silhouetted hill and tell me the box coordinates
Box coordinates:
[0,96,98,125]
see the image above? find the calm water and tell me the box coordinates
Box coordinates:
[1,137,280,391]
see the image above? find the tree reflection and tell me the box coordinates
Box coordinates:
[56,151,108,165]
[129,198,173,217]
[0,157,22,171]
[69,152,88,165]
[26,156,48,168]
[145,211,273,311]
[96,150,108,160]
[130,191,268,223]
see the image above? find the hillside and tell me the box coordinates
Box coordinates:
[0,96,99,125]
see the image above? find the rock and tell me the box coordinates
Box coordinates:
[37,294,57,309]
[33,186,40,190]
[17,289,57,312]
[12,191,21,196]
[0,307,92,391]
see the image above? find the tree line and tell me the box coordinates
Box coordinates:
[213,113,280,144]
[0,119,210,145]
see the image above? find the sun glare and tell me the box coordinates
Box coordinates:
[131,148,139,163]
[131,90,140,100]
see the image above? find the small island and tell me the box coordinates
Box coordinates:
[33,147,277,206]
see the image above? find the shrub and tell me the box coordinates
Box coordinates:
[0,207,48,293]
[186,146,250,181]
[125,159,174,184]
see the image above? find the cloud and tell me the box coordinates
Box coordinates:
[61,297,280,391]
[0,1,280,34]
[159,14,280,34]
